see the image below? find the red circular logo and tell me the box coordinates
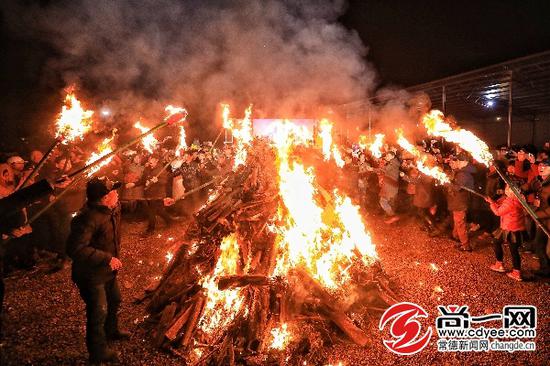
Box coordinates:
[379,302,433,355]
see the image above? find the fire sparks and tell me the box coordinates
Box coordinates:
[272,121,377,289]
[133,120,158,154]
[85,130,116,177]
[198,234,244,335]
[270,323,292,350]
[422,110,493,166]
[55,89,94,143]
[395,129,450,185]
[369,133,385,158]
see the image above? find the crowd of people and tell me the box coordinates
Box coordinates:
[338,139,550,282]
[1,133,549,363]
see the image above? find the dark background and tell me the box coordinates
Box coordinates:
[1,0,550,151]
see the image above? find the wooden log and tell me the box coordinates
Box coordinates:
[217,275,270,290]
[155,302,177,347]
[181,296,206,347]
[165,305,193,341]
[290,268,369,346]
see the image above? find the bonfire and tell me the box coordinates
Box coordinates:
[141,116,397,365]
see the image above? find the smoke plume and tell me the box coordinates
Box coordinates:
[4,0,377,137]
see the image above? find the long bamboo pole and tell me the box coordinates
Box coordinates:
[18,138,63,189]
[494,166,550,238]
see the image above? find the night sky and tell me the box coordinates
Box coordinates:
[1,0,550,150]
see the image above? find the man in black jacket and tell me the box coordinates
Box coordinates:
[67,177,129,364]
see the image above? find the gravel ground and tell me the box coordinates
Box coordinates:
[1,215,548,365]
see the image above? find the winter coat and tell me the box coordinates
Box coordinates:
[412,175,434,209]
[67,203,121,284]
[489,196,526,232]
[379,158,400,199]
[446,164,476,212]
[514,159,530,180]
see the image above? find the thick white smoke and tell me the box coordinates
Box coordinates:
[5,0,377,137]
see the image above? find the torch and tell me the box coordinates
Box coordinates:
[65,107,187,180]
[19,89,94,189]
[28,107,188,224]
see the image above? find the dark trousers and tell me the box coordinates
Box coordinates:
[533,228,550,272]
[145,199,173,231]
[75,278,121,358]
[493,235,522,270]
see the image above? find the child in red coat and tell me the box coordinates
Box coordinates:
[485,185,526,281]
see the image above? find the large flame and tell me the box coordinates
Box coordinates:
[422,110,493,166]
[198,234,244,335]
[85,130,116,177]
[55,89,94,144]
[133,120,159,154]
[272,121,377,289]
[395,129,450,185]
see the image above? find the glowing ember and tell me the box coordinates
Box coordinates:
[165,251,174,263]
[369,133,385,158]
[198,234,244,335]
[133,120,158,154]
[270,323,292,350]
[85,130,116,177]
[395,129,450,185]
[422,110,493,166]
[55,89,94,144]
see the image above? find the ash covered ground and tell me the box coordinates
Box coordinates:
[1,214,548,365]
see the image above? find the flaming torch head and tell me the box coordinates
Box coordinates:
[164,105,188,125]
[55,90,94,144]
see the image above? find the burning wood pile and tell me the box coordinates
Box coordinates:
[143,125,398,364]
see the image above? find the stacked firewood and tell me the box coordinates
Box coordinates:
[143,140,398,365]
